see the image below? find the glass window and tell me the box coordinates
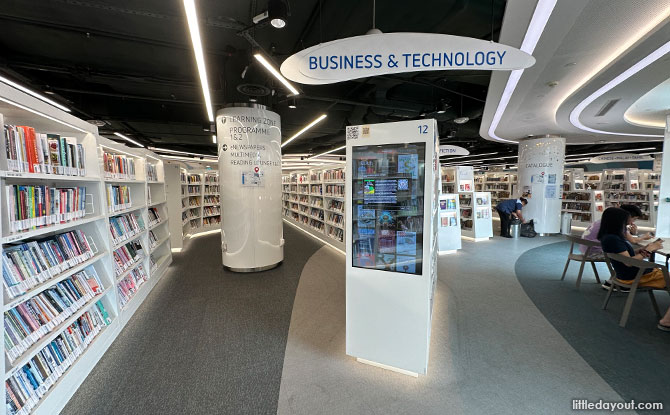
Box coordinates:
[351,143,425,275]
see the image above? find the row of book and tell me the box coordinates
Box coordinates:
[324,169,345,181]
[187,210,199,219]
[187,185,200,194]
[327,212,345,227]
[6,185,87,234]
[187,175,201,184]
[148,230,161,249]
[148,207,161,227]
[310,185,322,194]
[203,216,220,226]
[3,126,86,176]
[112,241,143,278]
[146,164,158,182]
[309,208,324,220]
[203,206,220,217]
[204,174,218,184]
[324,184,344,197]
[2,229,94,299]
[204,195,219,205]
[106,184,131,213]
[117,265,148,309]
[102,151,136,180]
[109,213,145,246]
[328,199,344,212]
[204,185,219,194]
[328,226,344,242]
[189,197,200,207]
[4,266,104,363]
[180,171,186,183]
[5,303,110,415]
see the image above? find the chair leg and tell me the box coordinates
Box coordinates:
[619,285,639,328]
[649,291,661,319]
[602,283,615,310]
[576,260,586,288]
[561,257,571,281]
[591,262,601,284]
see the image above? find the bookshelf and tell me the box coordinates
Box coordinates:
[0,82,171,415]
[440,166,456,194]
[561,190,604,227]
[459,191,493,240]
[482,172,514,208]
[604,190,655,228]
[202,172,220,228]
[281,166,345,251]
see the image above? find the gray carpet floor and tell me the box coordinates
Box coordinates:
[516,241,670,409]
[277,236,633,415]
[61,224,321,415]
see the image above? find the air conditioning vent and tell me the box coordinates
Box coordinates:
[595,99,620,117]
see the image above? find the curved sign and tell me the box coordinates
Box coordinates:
[439,145,469,156]
[281,33,536,85]
[589,153,652,164]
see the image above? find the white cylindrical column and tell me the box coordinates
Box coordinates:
[656,115,670,238]
[217,104,283,271]
[517,136,566,234]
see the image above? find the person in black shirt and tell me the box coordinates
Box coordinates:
[598,207,665,287]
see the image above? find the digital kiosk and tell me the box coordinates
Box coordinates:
[345,119,439,376]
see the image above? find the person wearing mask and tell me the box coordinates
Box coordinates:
[495,197,527,238]
[580,204,654,256]
[598,207,665,301]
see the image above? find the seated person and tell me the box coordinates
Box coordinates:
[580,204,653,255]
[598,207,665,290]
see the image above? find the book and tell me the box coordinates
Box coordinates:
[6,185,86,234]
[5,303,109,414]
[2,229,94,298]
[2,126,85,175]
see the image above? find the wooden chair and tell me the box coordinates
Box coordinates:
[560,235,606,288]
[602,253,670,327]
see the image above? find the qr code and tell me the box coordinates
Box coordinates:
[346,126,359,140]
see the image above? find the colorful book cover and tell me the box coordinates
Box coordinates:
[397,153,418,179]
[396,231,417,256]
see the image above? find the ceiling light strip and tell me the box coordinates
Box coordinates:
[564,146,658,158]
[569,40,670,138]
[0,75,71,112]
[161,154,218,162]
[559,5,670,124]
[308,145,346,160]
[149,146,215,158]
[281,114,327,148]
[440,151,499,160]
[183,0,215,122]
[487,0,558,143]
[113,132,145,147]
[254,53,299,95]
[0,96,86,133]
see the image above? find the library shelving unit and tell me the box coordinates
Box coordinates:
[186,173,203,231]
[583,172,602,190]
[202,172,220,229]
[561,190,604,227]
[438,193,461,253]
[0,82,171,415]
[604,190,656,228]
[482,172,514,208]
[458,191,493,241]
[281,166,345,251]
[440,166,456,194]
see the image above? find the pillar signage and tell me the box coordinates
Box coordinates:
[439,145,469,156]
[281,33,536,85]
[589,153,652,164]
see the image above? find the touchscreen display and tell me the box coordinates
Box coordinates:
[351,143,425,275]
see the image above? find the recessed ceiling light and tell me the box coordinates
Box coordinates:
[268,0,288,28]
[454,116,469,124]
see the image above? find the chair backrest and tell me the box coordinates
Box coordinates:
[606,252,670,289]
[565,234,600,247]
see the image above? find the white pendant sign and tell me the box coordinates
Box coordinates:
[589,153,652,164]
[281,33,536,85]
[439,145,469,156]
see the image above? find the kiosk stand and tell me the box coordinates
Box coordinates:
[345,119,439,376]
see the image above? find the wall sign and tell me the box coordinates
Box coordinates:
[281,33,536,85]
[589,153,652,164]
[439,145,469,156]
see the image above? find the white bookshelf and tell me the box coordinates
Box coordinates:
[0,83,171,415]
[459,191,493,240]
[440,166,456,194]
[482,172,514,207]
[561,190,604,227]
[281,167,345,250]
[201,172,220,228]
